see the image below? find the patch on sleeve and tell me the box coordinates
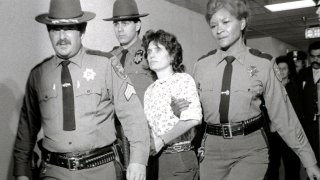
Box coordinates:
[296,128,305,144]
[124,83,136,101]
[273,63,282,82]
[111,58,128,79]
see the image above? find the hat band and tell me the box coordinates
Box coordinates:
[46,13,85,24]
[113,14,141,19]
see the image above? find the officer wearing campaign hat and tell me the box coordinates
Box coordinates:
[13,0,150,180]
[105,0,153,102]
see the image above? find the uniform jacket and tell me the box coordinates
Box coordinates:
[13,47,150,177]
[110,38,154,102]
[298,66,320,161]
[193,46,317,168]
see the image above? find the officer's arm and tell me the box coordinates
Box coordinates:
[14,72,41,178]
[264,60,317,168]
[109,59,150,166]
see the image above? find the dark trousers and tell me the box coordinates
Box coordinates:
[266,132,301,180]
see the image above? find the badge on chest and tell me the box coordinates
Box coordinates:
[134,50,144,64]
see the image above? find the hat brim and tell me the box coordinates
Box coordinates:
[103,13,148,21]
[35,11,96,25]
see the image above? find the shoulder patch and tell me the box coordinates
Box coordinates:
[198,49,217,61]
[273,63,282,82]
[86,49,114,59]
[111,57,128,80]
[249,48,273,60]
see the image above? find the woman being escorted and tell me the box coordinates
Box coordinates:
[193,0,320,179]
[142,29,202,180]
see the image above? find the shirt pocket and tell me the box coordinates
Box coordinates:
[198,82,219,118]
[38,89,58,120]
[75,86,102,117]
[231,83,252,116]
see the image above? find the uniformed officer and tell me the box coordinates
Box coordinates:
[13,0,149,180]
[104,0,154,102]
[193,0,320,179]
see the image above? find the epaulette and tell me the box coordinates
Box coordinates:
[32,55,54,70]
[86,49,114,59]
[198,49,217,61]
[249,48,273,61]
[110,46,120,52]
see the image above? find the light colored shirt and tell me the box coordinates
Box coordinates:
[14,47,150,176]
[144,73,202,140]
[193,46,317,168]
[312,68,320,83]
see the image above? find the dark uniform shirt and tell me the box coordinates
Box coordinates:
[13,47,150,176]
[110,38,154,102]
[193,46,317,168]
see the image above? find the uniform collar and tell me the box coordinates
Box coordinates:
[54,46,86,68]
[114,38,143,56]
[216,45,248,66]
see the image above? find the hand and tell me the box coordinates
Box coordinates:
[153,135,165,154]
[126,163,146,180]
[15,176,29,180]
[306,165,320,180]
[171,97,191,118]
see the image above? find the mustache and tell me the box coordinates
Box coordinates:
[56,39,71,46]
[312,61,320,66]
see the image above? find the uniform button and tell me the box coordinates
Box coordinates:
[69,142,72,145]
[87,90,91,93]
[45,95,48,99]
[135,71,138,74]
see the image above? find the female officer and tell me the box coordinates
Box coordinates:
[193,0,320,179]
[142,29,202,179]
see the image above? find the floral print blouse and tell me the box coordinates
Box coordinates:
[144,73,202,143]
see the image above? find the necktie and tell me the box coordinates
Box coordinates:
[219,56,235,123]
[120,49,129,67]
[61,60,75,131]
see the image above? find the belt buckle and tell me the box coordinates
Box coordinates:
[222,124,233,139]
[68,157,80,171]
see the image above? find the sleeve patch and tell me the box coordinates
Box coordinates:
[273,63,282,82]
[112,58,128,79]
[124,83,136,101]
[296,128,305,144]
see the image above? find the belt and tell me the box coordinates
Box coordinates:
[206,114,263,139]
[41,144,116,171]
[163,141,193,154]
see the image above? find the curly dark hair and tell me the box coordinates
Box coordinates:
[142,29,185,74]
[276,55,297,80]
